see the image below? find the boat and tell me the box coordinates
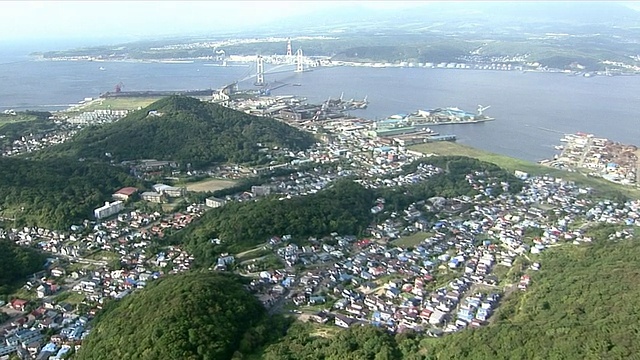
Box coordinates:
[292,83,302,87]
[99,67,105,71]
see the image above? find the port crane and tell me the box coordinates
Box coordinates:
[477,105,491,116]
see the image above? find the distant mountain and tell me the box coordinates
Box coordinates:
[42,96,316,168]
[257,1,640,35]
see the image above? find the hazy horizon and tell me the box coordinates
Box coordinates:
[2,0,639,49]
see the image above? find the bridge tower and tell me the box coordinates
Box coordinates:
[295,48,304,73]
[255,55,265,86]
[286,39,292,56]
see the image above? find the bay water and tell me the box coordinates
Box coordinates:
[1,47,639,162]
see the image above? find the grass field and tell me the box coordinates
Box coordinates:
[185,178,237,192]
[392,231,434,248]
[86,250,119,261]
[54,291,86,305]
[410,142,640,199]
[70,97,161,112]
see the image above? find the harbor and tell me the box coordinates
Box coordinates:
[543,132,639,186]
[404,105,494,126]
[210,85,459,147]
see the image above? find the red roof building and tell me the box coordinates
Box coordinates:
[113,187,138,201]
[11,299,28,311]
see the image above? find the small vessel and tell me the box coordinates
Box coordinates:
[292,83,302,86]
[99,67,105,71]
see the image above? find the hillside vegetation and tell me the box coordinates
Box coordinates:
[169,179,376,267]
[169,157,521,267]
[0,240,46,297]
[75,272,285,360]
[42,96,315,168]
[0,157,141,229]
[0,111,55,148]
[258,227,640,359]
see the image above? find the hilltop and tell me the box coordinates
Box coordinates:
[0,157,141,229]
[75,272,283,360]
[41,96,316,168]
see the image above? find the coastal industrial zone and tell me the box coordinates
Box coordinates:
[1,40,639,360]
[36,35,640,77]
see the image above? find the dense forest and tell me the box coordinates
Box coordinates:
[40,96,315,168]
[261,324,423,360]
[168,179,376,267]
[75,272,287,360]
[0,240,46,298]
[0,157,141,228]
[258,227,640,359]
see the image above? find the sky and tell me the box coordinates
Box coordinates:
[0,1,419,44]
[2,1,639,47]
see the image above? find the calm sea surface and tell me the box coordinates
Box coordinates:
[1,48,639,162]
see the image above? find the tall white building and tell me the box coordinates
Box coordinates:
[94,201,124,220]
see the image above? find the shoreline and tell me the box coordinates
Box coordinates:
[28,56,640,76]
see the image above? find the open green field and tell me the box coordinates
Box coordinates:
[392,231,433,248]
[54,291,86,305]
[70,97,161,112]
[86,250,119,261]
[410,142,640,199]
[185,178,237,193]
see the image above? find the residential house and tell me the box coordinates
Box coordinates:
[334,314,357,328]
[10,299,28,312]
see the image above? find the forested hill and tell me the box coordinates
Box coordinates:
[0,157,142,229]
[40,96,316,168]
[0,240,46,297]
[75,272,286,360]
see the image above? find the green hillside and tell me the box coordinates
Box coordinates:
[422,225,640,359]
[0,240,46,297]
[75,272,279,360]
[0,157,141,229]
[258,227,640,359]
[0,111,55,148]
[42,96,315,168]
[169,179,377,267]
[168,157,520,267]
